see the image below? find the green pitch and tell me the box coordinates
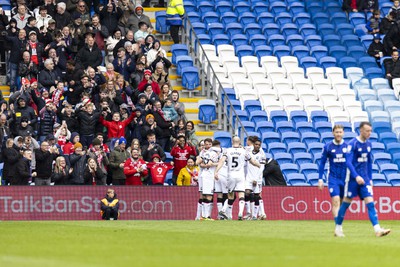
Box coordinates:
[0,220,398,267]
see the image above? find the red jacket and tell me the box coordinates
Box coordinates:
[137,79,161,95]
[123,158,148,185]
[170,144,197,176]
[99,112,135,139]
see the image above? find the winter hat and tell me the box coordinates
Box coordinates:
[45,99,52,106]
[146,114,154,121]
[70,132,79,142]
[138,93,147,99]
[40,88,48,94]
[74,142,83,149]
[48,19,56,24]
[82,98,91,106]
[152,154,161,160]
[135,5,143,13]
[54,122,61,129]
[21,117,29,123]
[92,138,101,146]
[120,103,129,110]
[144,69,152,76]
[30,77,37,84]
[72,12,82,20]
[119,137,127,145]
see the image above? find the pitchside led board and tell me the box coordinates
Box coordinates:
[0,187,400,220]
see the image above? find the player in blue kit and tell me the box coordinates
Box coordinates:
[334,122,391,237]
[318,125,348,227]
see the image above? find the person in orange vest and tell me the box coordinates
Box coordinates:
[100,189,120,220]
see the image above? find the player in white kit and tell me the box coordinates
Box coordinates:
[195,140,205,220]
[196,138,219,220]
[215,136,261,220]
[210,140,229,219]
[245,138,266,220]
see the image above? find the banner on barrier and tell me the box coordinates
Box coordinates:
[0,187,400,220]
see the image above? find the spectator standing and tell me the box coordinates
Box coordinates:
[15,149,35,185]
[138,69,160,94]
[109,137,130,185]
[36,5,52,29]
[170,134,197,185]
[152,100,174,151]
[84,157,106,185]
[11,97,37,136]
[342,0,363,13]
[186,121,199,147]
[99,1,123,34]
[176,157,199,186]
[88,137,109,184]
[1,139,20,185]
[127,5,153,35]
[69,142,88,185]
[171,90,185,121]
[13,4,31,29]
[141,132,166,161]
[147,154,174,185]
[380,11,395,34]
[76,102,101,147]
[51,156,72,185]
[76,34,103,69]
[34,140,58,185]
[391,0,400,21]
[39,58,59,91]
[263,158,286,186]
[162,98,178,123]
[55,2,71,30]
[99,110,135,139]
[123,148,148,185]
[166,0,185,44]
[18,51,39,81]
[38,100,57,142]
[384,50,400,88]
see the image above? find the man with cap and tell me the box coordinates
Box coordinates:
[26,29,44,67]
[34,140,59,185]
[54,2,71,30]
[127,5,153,35]
[368,34,386,68]
[135,92,149,111]
[137,69,161,94]
[36,5,52,29]
[140,113,163,141]
[38,99,57,142]
[123,147,148,185]
[12,97,37,136]
[69,142,89,185]
[109,137,131,185]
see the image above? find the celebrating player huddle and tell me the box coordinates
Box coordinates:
[196,136,265,221]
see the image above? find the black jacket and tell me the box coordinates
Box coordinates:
[84,166,106,185]
[384,21,400,53]
[141,143,166,162]
[76,109,101,136]
[368,41,386,57]
[69,153,88,184]
[35,149,58,179]
[55,11,71,30]
[263,159,287,186]
[76,43,103,69]
[151,110,173,138]
[11,102,37,135]
[38,68,59,90]
[15,157,31,185]
[4,35,27,64]
[39,109,56,136]
[58,112,79,133]
[384,58,400,78]
[51,165,71,185]
[1,146,20,182]
[99,5,123,35]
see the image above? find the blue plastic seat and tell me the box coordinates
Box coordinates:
[231,34,248,47]
[317,23,336,36]
[293,12,311,26]
[191,22,207,36]
[257,12,275,26]
[364,100,384,113]
[313,153,323,166]
[341,35,362,48]
[360,35,373,50]
[300,163,319,176]
[387,173,400,186]
[306,2,324,14]
[187,12,201,23]
[306,173,322,185]
[255,45,273,60]
[215,1,231,15]
[198,99,217,124]
[349,12,366,26]
[262,132,281,145]
[312,12,330,25]
[372,173,388,184]
[343,132,357,143]
[295,121,314,134]
[288,2,305,16]
[347,46,367,59]
[273,45,291,60]
[366,67,384,79]
[310,46,328,61]
[379,132,398,146]
[358,57,379,70]
[286,35,304,48]
[292,46,310,59]
[196,34,212,47]
[371,142,386,155]
[275,12,292,26]
[269,2,287,15]
[311,111,329,123]
[320,132,334,144]
[339,57,358,69]
[288,142,307,154]
[269,145,288,157]
[268,34,286,48]
[387,143,400,155]
[275,121,295,134]
[233,2,251,15]
[290,110,308,124]
[322,34,342,47]
[373,152,392,167]
[225,22,243,38]
[256,121,274,134]
[384,100,400,113]
[300,57,318,69]
[252,2,269,16]
[176,55,194,76]
[226,100,242,117]
[233,110,250,127]
[336,23,355,37]
[281,23,299,38]
[235,45,254,63]
[207,22,225,36]
[212,34,230,46]
[270,110,288,125]
[305,35,323,49]
[202,11,219,24]
[329,46,347,61]
[280,163,299,177]
[214,131,232,147]
[244,23,262,38]
[262,23,280,36]
[380,163,399,176]
[301,132,321,145]
[371,110,390,123]
[249,34,267,49]
[358,89,376,102]
[181,66,200,90]
[330,13,348,26]
[307,142,325,156]
[155,11,169,34]
[249,110,268,123]
[221,88,236,104]
[286,173,309,186]
[243,100,262,115]
[282,132,301,145]
[294,153,313,165]
[238,121,256,134]
[171,44,189,65]
[318,56,337,70]
[239,12,257,25]
[299,24,317,37]
[392,153,400,169]
[220,12,237,26]
[198,1,214,15]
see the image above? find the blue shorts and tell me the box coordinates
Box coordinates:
[344,179,373,200]
[328,178,345,198]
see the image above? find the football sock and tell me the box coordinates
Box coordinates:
[238,197,245,217]
[202,199,210,218]
[335,202,351,226]
[252,205,259,218]
[217,198,223,213]
[366,202,379,227]
[259,199,265,216]
[196,199,203,219]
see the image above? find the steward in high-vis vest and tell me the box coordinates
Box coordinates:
[166,0,185,44]
[100,189,120,220]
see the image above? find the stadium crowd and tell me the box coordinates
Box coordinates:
[0,0,196,186]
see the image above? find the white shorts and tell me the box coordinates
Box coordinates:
[245,182,262,194]
[214,173,228,194]
[201,173,215,195]
[227,172,246,193]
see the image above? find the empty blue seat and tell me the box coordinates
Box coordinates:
[269,145,288,157]
[369,132,379,143]
[269,2,287,15]
[310,46,328,60]
[268,34,286,48]
[336,23,355,36]
[276,121,295,134]
[249,110,268,123]
[317,23,336,36]
[191,22,207,36]
[270,110,288,125]
[212,34,230,46]
[330,13,348,26]
[293,12,311,26]
[286,173,309,186]
[320,132,334,144]
[311,111,329,123]
[358,57,379,70]
[288,142,307,154]
[249,34,267,49]
[392,153,400,168]
[329,45,347,61]
[187,12,201,23]
[306,2,324,14]
[307,142,325,156]
[215,1,231,15]
[300,57,318,69]
[294,152,313,165]
[198,100,217,124]
[238,121,256,134]
[305,35,323,48]
[348,46,367,59]
[231,34,248,47]
[171,44,189,65]
[339,57,358,69]
[341,35,362,48]
[196,34,212,47]
[244,23,262,37]
[290,110,308,124]
[226,100,242,117]
[225,22,243,37]
[221,12,237,26]
[292,45,310,59]
[322,34,342,47]
[262,132,281,145]
[373,152,392,167]
[387,173,400,186]
[282,132,301,145]
[176,55,194,76]
[202,11,219,24]
[299,24,317,37]
[296,121,314,134]
[364,100,384,113]
[286,34,304,48]
[198,1,214,15]
[281,163,299,177]
[312,12,330,24]
[235,45,254,63]
[233,2,251,15]
[155,11,169,34]
[181,66,200,90]
[343,132,357,143]
[380,163,399,176]
[239,12,257,25]
[301,132,321,145]
[256,121,274,134]
[288,2,305,16]
[387,143,400,155]
[255,45,273,60]
[214,131,232,147]
[252,2,269,16]
[379,132,398,145]
[221,88,236,105]
[360,34,373,50]
[273,45,291,60]
[243,100,262,115]
[306,173,322,185]
[275,12,292,26]
[371,142,386,155]
[262,23,280,36]
[300,163,319,176]
[318,56,337,70]
[281,23,299,38]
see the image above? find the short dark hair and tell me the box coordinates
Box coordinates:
[247,136,258,143]
[359,121,372,129]
[212,140,220,146]
[204,138,213,144]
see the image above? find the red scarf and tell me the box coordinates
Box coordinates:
[29,41,38,65]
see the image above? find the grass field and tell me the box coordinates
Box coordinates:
[0,220,398,267]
